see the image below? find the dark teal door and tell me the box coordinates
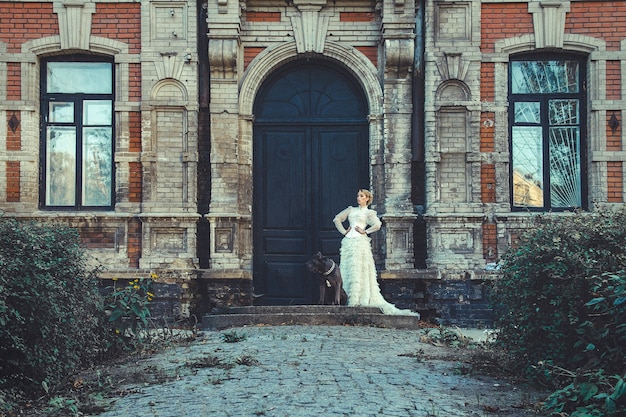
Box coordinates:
[253,61,368,304]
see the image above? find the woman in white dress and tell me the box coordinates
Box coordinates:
[333,189,420,317]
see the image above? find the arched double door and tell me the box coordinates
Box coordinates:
[253,60,369,304]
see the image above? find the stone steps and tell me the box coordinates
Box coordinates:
[201,305,423,331]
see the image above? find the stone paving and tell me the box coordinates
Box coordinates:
[96,325,547,417]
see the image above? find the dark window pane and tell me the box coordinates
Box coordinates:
[46,127,76,206]
[514,102,540,124]
[47,62,112,94]
[549,100,578,125]
[511,61,579,94]
[512,126,544,207]
[83,100,112,125]
[49,102,74,123]
[549,127,581,208]
[82,127,113,206]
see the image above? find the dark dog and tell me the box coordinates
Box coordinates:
[305,252,347,305]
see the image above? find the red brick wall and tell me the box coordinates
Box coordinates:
[246,11,281,22]
[480,112,495,152]
[607,162,624,203]
[128,217,142,268]
[356,46,378,67]
[566,2,626,51]
[92,3,141,54]
[606,61,621,100]
[481,163,496,203]
[607,111,622,151]
[129,162,142,203]
[129,63,142,101]
[6,63,21,101]
[6,161,20,202]
[0,2,57,52]
[480,63,494,102]
[340,12,375,22]
[6,113,21,151]
[482,222,497,261]
[481,3,532,53]
[481,2,626,63]
[244,47,265,69]
[129,111,142,152]
[80,228,116,249]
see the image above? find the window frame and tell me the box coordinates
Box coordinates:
[508,52,588,212]
[40,55,116,211]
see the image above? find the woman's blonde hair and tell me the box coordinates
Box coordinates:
[358,189,373,206]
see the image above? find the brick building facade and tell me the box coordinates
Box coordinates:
[0,0,624,326]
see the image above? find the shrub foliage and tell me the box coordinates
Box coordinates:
[103,275,155,352]
[492,209,626,415]
[0,219,106,399]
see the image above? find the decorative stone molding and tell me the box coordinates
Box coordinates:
[382,215,416,270]
[155,52,186,80]
[239,41,382,117]
[218,0,228,14]
[436,80,471,102]
[435,1,471,42]
[53,0,95,51]
[150,2,188,41]
[528,1,570,49]
[384,38,414,79]
[289,0,329,53]
[394,0,405,14]
[209,38,238,79]
[150,79,188,101]
[495,33,605,55]
[436,53,470,82]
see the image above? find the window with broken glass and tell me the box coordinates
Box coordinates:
[40,57,115,210]
[509,55,587,211]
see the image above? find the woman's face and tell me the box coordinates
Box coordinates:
[356,191,369,206]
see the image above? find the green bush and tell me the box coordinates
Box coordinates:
[103,275,155,352]
[492,209,626,416]
[492,209,626,373]
[0,219,106,402]
[542,271,626,416]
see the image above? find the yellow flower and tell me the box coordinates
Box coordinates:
[147,292,155,297]
[115,329,120,334]
[150,272,158,280]
[112,277,119,281]
[133,285,140,290]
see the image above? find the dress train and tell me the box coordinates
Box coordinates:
[340,235,420,318]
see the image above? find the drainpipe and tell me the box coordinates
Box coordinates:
[412,0,427,268]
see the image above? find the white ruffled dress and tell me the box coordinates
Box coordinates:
[333,206,420,317]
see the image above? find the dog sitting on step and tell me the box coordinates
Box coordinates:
[305,252,347,305]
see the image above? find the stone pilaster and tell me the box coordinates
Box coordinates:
[206,0,247,270]
[380,0,417,270]
[137,0,200,269]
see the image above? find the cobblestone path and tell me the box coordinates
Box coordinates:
[96,325,547,417]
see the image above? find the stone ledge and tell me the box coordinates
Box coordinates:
[199,269,253,279]
[202,305,423,331]
[379,269,438,280]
